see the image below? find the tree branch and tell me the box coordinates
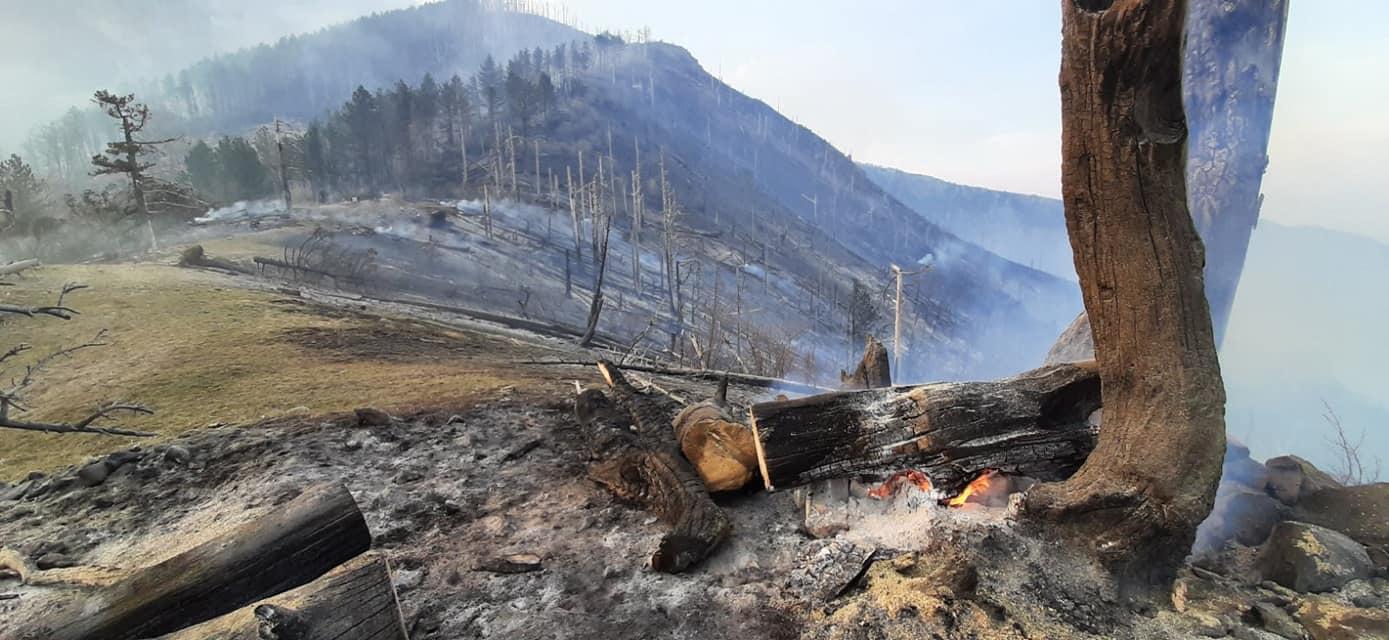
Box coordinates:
[0,403,154,437]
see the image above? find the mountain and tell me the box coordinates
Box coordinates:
[859,164,1074,281]
[152,1,584,133]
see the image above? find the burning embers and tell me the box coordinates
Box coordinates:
[867,468,1034,509]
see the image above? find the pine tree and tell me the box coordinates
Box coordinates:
[478,55,505,122]
[90,90,173,248]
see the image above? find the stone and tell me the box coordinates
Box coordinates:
[1293,483,1389,568]
[1234,627,1291,640]
[34,552,76,570]
[164,445,192,465]
[104,450,144,470]
[76,461,111,487]
[1259,522,1374,593]
[355,407,392,427]
[1265,456,1341,506]
[1187,610,1231,637]
[392,568,425,592]
[476,554,543,574]
[1292,595,1389,640]
[1253,601,1308,640]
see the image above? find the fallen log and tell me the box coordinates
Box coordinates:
[749,362,1102,492]
[576,361,731,572]
[27,482,372,640]
[531,359,831,395]
[0,259,40,277]
[159,552,407,640]
[253,256,364,286]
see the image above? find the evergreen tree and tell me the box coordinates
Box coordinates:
[477,55,504,121]
[303,123,329,201]
[184,140,219,197]
[343,86,382,189]
[90,90,173,247]
[215,136,272,201]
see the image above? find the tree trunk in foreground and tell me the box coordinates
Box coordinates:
[1020,0,1227,581]
[575,361,730,572]
[30,483,371,640]
[160,552,407,640]
[1045,0,1290,362]
[750,362,1101,492]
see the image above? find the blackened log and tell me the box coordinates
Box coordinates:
[577,361,731,573]
[158,553,407,640]
[749,362,1101,492]
[28,483,372,640]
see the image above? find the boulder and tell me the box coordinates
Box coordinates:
[1252,601,1308,640]
[76,461,111,487]
[355,407,392,427]
[1292,595,1389,640]
[1266,456,1342,506]
[1293,484,1389,569]
[1259,521,1374,593]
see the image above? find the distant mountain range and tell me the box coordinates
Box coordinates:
[859,164,1074,281]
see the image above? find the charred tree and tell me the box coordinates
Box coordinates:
[1045,0,1290,360]
[838,335,891,390]
[750,362,1100,492]
[27,483,372,640]
[1019,0,1227,581]
[574,361,730,572]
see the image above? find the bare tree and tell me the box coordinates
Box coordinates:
[1321,401,1382,486]
[90,90,174,251]
[0,280,152,436]
[579,163,614,347]
[1020,0,1227,581]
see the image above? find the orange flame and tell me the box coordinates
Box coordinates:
[946,469,1002,507]
[867,469,933,500]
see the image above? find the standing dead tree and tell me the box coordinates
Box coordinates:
[0,279,153,436]
[90,90,174,251]
[1019,0,1227,581]
[579,162,614,347]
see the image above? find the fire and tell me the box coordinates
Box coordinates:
[946,469,1003,507]
[867,469,933,500]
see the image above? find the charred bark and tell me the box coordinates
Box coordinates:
[1045,0,1290,362]
[1019,0,1227,581]
[27,483,372,640]
[838,335,891,390]
[160,553,408,640]
[575,361,731,573]
[749,362,1101,492]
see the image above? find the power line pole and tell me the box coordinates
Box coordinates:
[890,263,931,374]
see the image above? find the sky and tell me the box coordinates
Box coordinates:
[1,0,1384,241]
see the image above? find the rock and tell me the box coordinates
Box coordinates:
[1234,626,1287,640]
[76,461,111,487]
[1187,610,1231,637]
[1253,602,1308,640]
[164,445,192,465]
[2,482,29,501]
[1292,595,1389,640]
[355,407,392,427]
[34,553,76,570]
[1266,456,1341,506]
[1173,570,1256,619]
[392,568,425,592]
[1292,483,1389,568]
[476,554,543,574]
[1259,522,1374,593]
[104,450,144,470]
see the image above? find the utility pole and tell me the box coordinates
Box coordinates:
[890,263,931,375]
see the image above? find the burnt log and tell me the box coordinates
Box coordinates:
[576,361,731,573]
[749,362,1101,492]
[26,482,372,640]
[159,553,407,640]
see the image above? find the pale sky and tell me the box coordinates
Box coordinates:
[3,1,1384,242]
[556,0,1388,244]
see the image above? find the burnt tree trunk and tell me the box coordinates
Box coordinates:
[29,483,372,640]
[838,335,891,390]
[750,362,1101,492]
[1046,0,1290,362]
[1019,0,1227,580]
[1184,0,1290,344]
[160,553,407,640]
[575,361,731,572]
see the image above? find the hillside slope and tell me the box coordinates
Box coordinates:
[860,164,1075,281]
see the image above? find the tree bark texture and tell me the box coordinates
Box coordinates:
[575,362,731,573]
[750,362,1101,492]
[25,483,372,640]
[1020,0,1228,580]
[159,553,408,640]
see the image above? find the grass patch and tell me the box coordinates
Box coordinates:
[0,263,544,479]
